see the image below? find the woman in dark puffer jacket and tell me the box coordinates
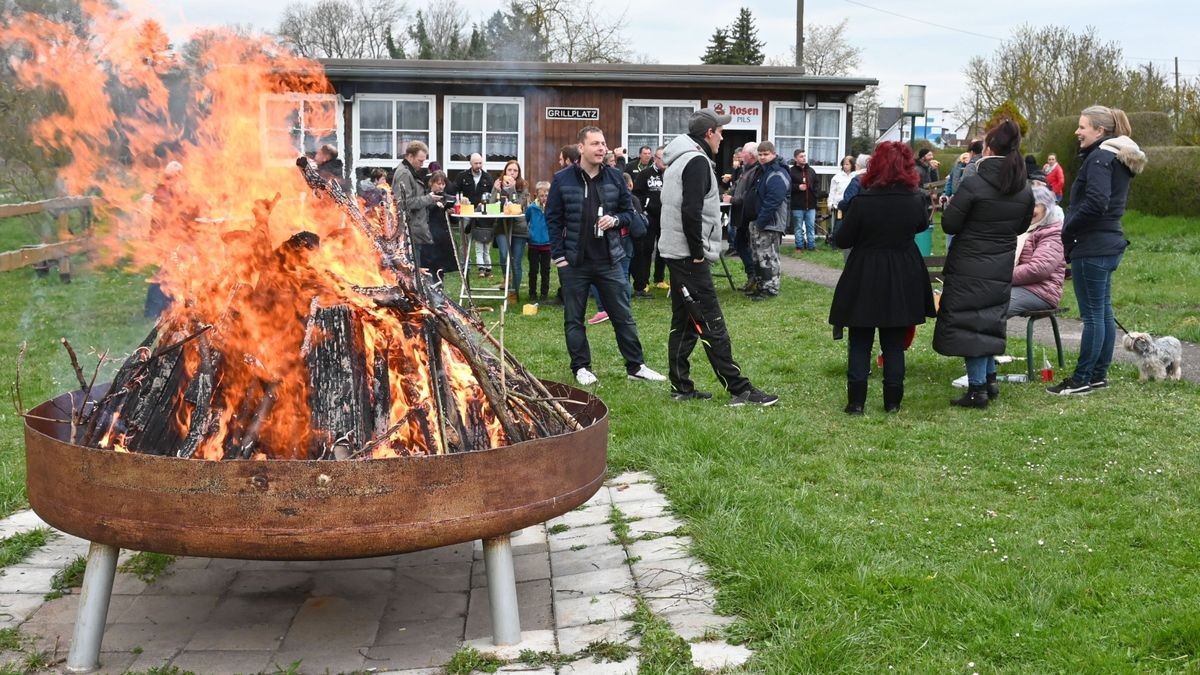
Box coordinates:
[933,120,1034,408]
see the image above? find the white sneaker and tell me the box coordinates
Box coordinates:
[575,368,598,386]
[627,364,667,382]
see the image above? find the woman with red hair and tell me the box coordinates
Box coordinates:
[828,141,936,414]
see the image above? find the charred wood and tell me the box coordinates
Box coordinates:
[304,304,370,459]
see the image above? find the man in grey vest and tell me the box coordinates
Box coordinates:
[658,108,779,407]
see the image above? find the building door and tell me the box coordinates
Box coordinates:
[718,129,757,174]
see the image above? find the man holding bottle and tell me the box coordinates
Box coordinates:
[546,126,666,387]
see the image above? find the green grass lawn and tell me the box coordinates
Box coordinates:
[2,234,1199,671]
[808,210,1200,344]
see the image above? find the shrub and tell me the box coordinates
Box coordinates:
[1127,146,1200,217]
[1041,115,1085,206]
[1040,110,1200,216]
[987,99,1029,138]
[1127,111,1174,146]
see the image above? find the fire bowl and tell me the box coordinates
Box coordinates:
[24,381,607,560]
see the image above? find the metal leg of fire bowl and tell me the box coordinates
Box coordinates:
[482,534,522,645]
[66,542,120,673]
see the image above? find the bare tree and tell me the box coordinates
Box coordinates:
[277,0,406,59]
[768,18,861,76]
[423,1,469,59]
[513,0,632,63]
[960,24,1176,149]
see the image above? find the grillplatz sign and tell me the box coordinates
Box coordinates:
[545,106,599,121]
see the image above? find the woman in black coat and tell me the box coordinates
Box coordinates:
[829,141,936,415]
[933,120,1034,408]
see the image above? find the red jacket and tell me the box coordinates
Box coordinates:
[1044,163,1064,197]
[1012,221,1066,307]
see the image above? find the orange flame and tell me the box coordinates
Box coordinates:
[3,4,513,460]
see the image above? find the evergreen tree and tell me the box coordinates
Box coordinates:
[384,26,404,59]
[726,7,765,66]
[701,27,733,65]
[481,5,548,61]
[408,11,434,60]
[465,25,488,60]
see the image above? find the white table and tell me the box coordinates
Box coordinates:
[449,211,524,311]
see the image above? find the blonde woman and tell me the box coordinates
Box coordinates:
[1047,106,1146,395]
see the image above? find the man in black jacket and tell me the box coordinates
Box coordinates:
[452,153,496,276]
[630,146,665,297]
[788,149,819,251]
[546,126,666,387]
[625,146,654,179]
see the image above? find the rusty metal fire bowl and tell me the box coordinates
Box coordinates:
[24,381,607,561]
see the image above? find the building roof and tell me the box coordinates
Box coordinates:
[877,107,902,134]
[319,59,878,90]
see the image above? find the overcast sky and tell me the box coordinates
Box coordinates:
[152,0,1199,113]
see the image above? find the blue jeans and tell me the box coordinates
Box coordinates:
[1071,253,1123,383]
[559,259,645,374]
[791,209,816,249]
[495,233,527,293]
[965,356,997,386]
[591,255,631,312]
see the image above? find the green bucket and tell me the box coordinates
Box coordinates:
[915,225,933,256]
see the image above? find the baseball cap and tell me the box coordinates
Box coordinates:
[688,107,733,135]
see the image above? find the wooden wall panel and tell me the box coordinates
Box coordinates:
[340,78,857,185]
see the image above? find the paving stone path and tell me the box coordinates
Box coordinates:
[0,473,751,674]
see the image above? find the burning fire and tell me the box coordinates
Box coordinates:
[4,3,568,460]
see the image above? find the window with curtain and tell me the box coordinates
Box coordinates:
[623,100,700,151]
[262,94,340,165]
[356,97,433,164]
[770,104,845,168]
[445,98,523,169]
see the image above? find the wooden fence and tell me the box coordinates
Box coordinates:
[0,196,99,279]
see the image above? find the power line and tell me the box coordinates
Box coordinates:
[840,0,1004,41]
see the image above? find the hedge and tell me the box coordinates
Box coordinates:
[1127,112,1175,146]
[1127,146,1200,217]
[1037,113,1200,217]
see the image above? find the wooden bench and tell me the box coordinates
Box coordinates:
[923,256,946,283]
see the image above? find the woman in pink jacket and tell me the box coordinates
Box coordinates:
[1008,183,1066,316]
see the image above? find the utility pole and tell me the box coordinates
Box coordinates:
[796,0,805,73]
[1175,56,1181,123]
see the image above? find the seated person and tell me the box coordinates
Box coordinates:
[1008,183,1066,316]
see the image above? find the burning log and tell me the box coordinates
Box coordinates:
[73,157,577,460]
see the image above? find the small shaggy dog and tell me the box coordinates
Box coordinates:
[1122,332,1184,381]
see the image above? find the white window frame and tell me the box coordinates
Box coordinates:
[622,99,701,153]
[352,94,437,174]
[768,101,848,175]
[443,96,525,172]
[259,93,344,168]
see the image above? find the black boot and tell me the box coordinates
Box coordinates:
[985,372,1000,401]
[951,384,989,408]
[883,384,903,413]
[845,380,867,415]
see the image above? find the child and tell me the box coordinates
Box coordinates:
[422,171,458,279]
[526,181,551,303]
